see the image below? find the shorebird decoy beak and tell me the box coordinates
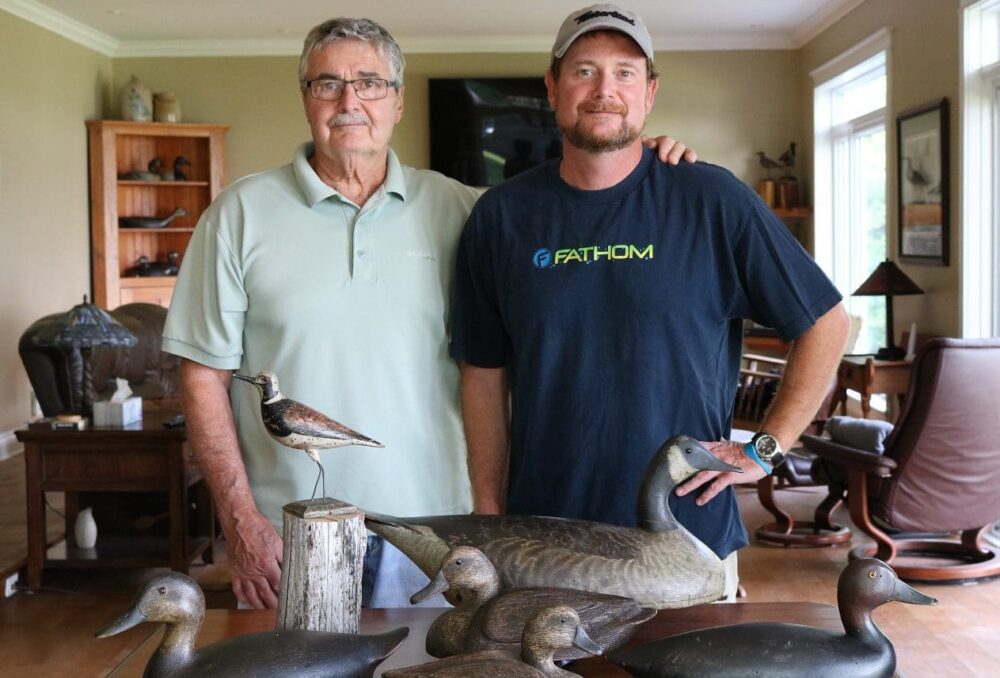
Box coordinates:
[231,373,255,384]
[409,568,449,604]
[891,577,937,606]
[572,624,603,655]
[95,605,147,638]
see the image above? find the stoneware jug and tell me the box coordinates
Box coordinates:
[120,75,153,122]
[74,506,98,549]
[153,92,181,123]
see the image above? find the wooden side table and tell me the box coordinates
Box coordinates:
[832,356,913,421]
[15,412,214,589]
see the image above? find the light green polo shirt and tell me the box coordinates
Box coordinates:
[163,143,481,525]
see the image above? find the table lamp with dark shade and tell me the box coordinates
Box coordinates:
[30,296,137,419]
[852,259,924,361]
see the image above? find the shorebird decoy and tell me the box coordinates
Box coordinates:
[383,605,602,678]
[365,435,741,609]
[607,558,936,678]
[778,141,796,169]
[232,370,383,499]
[410,545,655,660]
[756,151,783,176]
[97,572,408,678]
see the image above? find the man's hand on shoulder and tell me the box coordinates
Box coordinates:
[674,440,766,505]
[642,135,698,165]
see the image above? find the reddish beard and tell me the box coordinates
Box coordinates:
[561,101,641,153]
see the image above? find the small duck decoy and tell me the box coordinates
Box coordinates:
[411,545,654,660]
[232,370,384,498]
[160,156,192,181]
[96,572,408,678]
[365,435,741,609]
[119,158,166,181]
[607,558,937,678]
[134,251,181,277]
[383,605,602,677]
[120,207,188,229]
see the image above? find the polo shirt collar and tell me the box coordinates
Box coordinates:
[293,142,407,207]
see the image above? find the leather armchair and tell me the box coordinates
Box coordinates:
[801,338,1000,582]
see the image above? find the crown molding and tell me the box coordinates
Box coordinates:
[793,0,869,47]
[113,38,304,58]
[0,0,118,55]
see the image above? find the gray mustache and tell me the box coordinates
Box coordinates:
[329,114,370,127]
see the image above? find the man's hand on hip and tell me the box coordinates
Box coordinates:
[674,440,767,506]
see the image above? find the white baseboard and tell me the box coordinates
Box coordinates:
[0,429,22,461]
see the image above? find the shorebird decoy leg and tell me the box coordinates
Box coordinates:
[310,457,326,500]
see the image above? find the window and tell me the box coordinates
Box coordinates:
[812,30,891,354]
[962,0,1000,338]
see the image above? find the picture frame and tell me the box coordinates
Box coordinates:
[897,97,949,265]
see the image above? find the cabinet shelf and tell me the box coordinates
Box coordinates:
[118,180,210,188]
[87,120,227,308]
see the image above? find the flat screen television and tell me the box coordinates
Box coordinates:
[428,77,562,187]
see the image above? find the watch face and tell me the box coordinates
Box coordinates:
[755,435,779,460]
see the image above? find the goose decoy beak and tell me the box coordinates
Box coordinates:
[95,605,147,638]
[891,577,937,607]
[572,624,603,655]
[410,568,449,604]
[676,438,742,474]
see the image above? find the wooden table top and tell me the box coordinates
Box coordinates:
[109,602,840,677]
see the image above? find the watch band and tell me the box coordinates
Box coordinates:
[743,440,774,475]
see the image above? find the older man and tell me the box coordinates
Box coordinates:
[451,4,850,601]
[164,16,694,609]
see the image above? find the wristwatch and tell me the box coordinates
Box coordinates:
[744,432,785,474]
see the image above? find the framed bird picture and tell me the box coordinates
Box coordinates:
[897,98,949,265]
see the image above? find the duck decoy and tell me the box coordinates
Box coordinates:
[160,156,192,181]
[364,435,741,609]
[96,571,408,678]
[232,370,384,499]
[410,545,655,660]
[119,158,166,181]
[607,558,937,678]
[383,605,601,677]
[120,207,188,229]
[134,251,181,277]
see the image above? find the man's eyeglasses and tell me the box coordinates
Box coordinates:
[301,77,398,101]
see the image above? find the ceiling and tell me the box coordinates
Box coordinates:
[4,0,866,57]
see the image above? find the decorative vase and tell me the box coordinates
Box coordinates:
[756,179,777,208]
[120,75,153,122]
[153,92,182,123]
[74,506,98,549]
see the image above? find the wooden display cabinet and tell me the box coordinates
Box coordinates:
[86,120,227,309]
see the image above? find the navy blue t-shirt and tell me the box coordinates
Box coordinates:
[449,148,841,558]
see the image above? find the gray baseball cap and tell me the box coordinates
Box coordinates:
[551,4,654,60]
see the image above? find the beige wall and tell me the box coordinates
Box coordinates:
[0,11,112,433]
[113,49,800,187]
[800,0,962,339]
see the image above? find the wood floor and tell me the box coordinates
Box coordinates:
[0,453,998,677]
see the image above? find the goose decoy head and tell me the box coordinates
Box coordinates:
[523,606,603,661]
[410,545,499,606]
[232,370,280,401]
[96,571,204,638]
[657,435,741,487]
[839,558,936,635]
[148,158,166,173]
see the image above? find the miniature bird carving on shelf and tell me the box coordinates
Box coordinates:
[232,371,384,499]
[778,142,796,171]
[755,151,783,179]
[160,156,191,181]
[119,158,166,181]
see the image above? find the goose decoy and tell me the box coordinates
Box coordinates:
[96,571,408,678]
[607,558,937,678]
[383,605,601,678]
[364,435,741,609]
[120,207,188,229]
[410,545,655,660]
[232,370,384,499]
[160,156,192,181]
[119,158,166,181]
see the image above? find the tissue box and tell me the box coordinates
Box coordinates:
[93,396,143,427]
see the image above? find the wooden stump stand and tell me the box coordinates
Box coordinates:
[276,498,365,633]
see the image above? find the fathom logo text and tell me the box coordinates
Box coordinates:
[532,244,654,269]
